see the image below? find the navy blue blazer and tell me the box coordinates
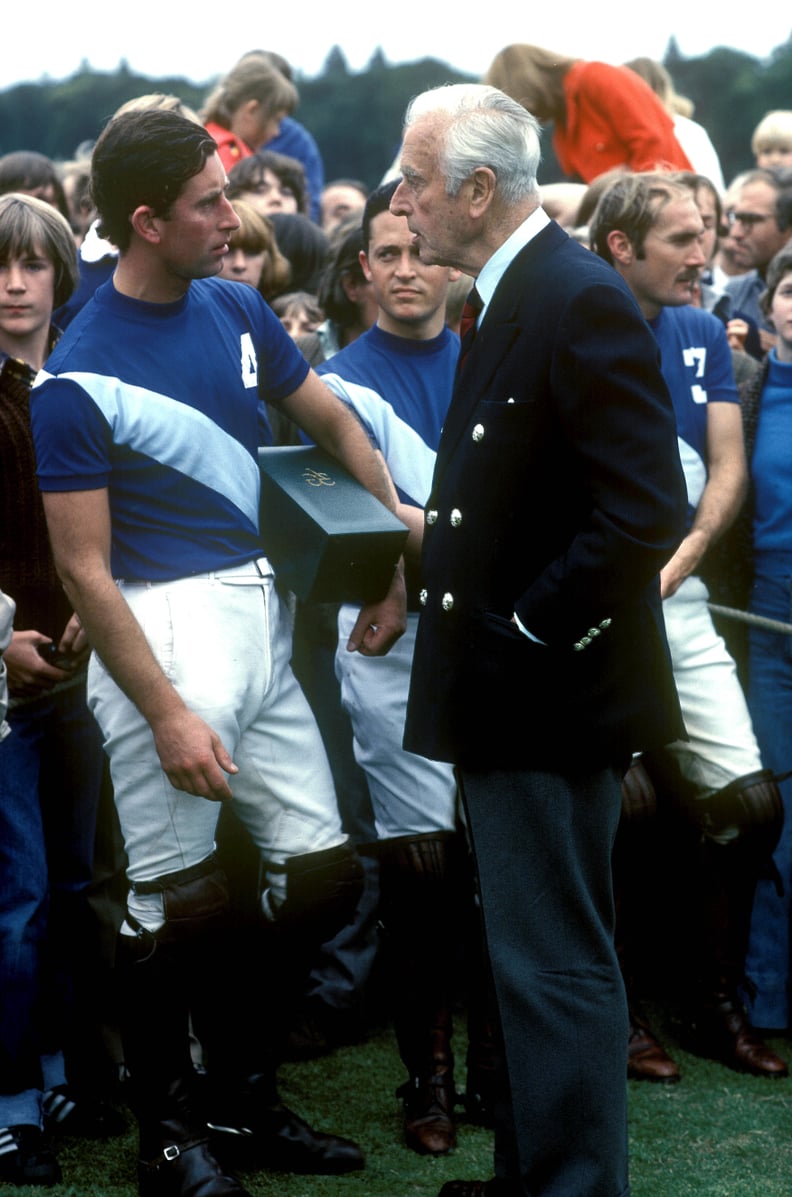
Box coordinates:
[404,221,687,770]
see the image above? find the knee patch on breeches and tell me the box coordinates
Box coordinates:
[377,831,468,933]
[620,758,657,823]
[128,854,231,945]
[689,768,784,855]
[261,840,363,944]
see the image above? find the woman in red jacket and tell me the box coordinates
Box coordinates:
[486,43,693,183]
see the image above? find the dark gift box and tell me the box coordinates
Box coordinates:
[258,445,408,603]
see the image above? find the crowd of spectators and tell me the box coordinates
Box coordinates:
[2,41,792,1197]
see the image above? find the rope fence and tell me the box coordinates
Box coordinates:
[708,602,792,637]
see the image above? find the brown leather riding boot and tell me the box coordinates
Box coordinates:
[689,986,789,1078]
[379,833,466,1155]
[614,768,680,1083]
[398,1012,456,1155]
[627,1007,680,1083]
[684,818,788,1079]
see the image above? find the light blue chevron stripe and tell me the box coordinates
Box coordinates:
[321,373,435,506]
[42,370,260,528]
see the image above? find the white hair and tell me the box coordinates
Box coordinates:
[404,84,541,203]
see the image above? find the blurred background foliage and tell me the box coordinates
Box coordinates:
[1,36,790,190]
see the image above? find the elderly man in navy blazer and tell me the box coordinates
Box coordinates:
[390,85,687,1197]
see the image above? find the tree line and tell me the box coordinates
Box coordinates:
[1,37,790,191]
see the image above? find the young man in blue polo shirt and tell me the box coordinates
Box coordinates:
[31,108,405,1197]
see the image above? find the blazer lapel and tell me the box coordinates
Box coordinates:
[435,222,568,482]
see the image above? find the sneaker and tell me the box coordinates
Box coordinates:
[43,1084,127,1138]
[0,1124,61,1187]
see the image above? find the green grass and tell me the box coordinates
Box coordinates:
[626,1007,792,1197]
[5,1009,792,1197]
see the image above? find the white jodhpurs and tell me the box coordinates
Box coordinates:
[88,559,345,929]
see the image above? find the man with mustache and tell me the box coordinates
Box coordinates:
[591,172,787,1084]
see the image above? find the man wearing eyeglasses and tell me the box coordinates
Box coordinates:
[725,168,792,353]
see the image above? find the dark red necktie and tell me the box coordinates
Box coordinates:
[459,287,482,368]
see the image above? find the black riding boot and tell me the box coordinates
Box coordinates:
[196,832,366,1174]
[116,926,249,1197]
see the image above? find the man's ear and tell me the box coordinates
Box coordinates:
[606,229,634,267]
[448,267,463,283]
[129,205,162,245]
[359,248,373,283]
[469,167,496,216]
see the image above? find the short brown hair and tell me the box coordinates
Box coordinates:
[228,151,308,216]
[91,109,217,251]
[590,172,691,265]
[0,192,78,308]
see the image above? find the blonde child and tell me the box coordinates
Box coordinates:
[752,111,792,170]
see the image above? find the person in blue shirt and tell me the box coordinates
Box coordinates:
[739,246,792,1032]
[593,171,788,1084]
[318,181,482,1155]
[31,108,405,1197]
